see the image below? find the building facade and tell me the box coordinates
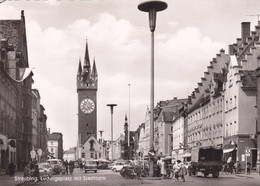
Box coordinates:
[47,132,63,160]
[63,147,76,162]
[0,11,48,170]
[132,21,260,170]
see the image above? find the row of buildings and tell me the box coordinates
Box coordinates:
[110,21,260,170]
[0,11,48,170]
[0,11,64,171]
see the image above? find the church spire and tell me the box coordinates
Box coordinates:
[125,114,128,122]
[124,114,128,145]
[83,39,91,70]
[77,58,82,75]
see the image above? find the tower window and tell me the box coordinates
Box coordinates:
[90,140,95,151]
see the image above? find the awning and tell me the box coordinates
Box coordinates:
[182,153,191,158]
[223,148,235,153]
[165,156,174,160]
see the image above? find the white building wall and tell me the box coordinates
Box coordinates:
[47,140,58,158]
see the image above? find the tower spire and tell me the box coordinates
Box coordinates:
[83,39,91,70]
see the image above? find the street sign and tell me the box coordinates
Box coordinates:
[30,150,36,159]
[245,148,250,157]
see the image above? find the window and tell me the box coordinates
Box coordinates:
[90,153,93,158]
[99,153,101,158]
[226,124,229,137]
[225,101,228,112]
[82,153,85,158]
[51,148,53,152]
[90,140,95,151]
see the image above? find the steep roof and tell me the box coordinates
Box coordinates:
[64,147,76,154]
[0,10,29,68]
[48,132,63,141]
[162,111,174,122]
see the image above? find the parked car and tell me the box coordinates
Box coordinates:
[111,162,130,172]
[37,162,53,178]
[85,160,98,173]
[97,162,109,169]
[108,162,115,169]
[47,159,62,174]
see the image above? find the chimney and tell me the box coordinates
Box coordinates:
[241,22,250,43]
[229,45,235,55]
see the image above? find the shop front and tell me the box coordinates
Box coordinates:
[0,134,8,171]
[223,134,257,169]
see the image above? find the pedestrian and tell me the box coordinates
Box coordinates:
[173,162,180,182]
[23,164,31,184]
[64,160,69,175]
[7,162,16,177]
[159,158,166,180]
[69,160,74,174]
[247,162,251,175]
[234,161,241,174]
[23,164,30,178]
[33,164,40,183]
[257,160,260,176]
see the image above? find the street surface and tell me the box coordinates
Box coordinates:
[1,168,260,186]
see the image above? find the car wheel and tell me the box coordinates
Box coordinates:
[85,170,87,173]
[112,168,116,172]
[95,170,97,173]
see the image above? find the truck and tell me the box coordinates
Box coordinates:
[190,146,223,178]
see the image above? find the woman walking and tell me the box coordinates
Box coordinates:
[159,158,166,180]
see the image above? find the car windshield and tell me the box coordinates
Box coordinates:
[48,161,58,164]
[38,164,50,169]
[86,161,96,165]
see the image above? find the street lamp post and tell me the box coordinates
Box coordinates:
[138,1,167,176]
[138,0,167,177]
[107,104,117,161]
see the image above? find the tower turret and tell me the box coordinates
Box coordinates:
[91,58,98,80]
[124,114,128,143]
[77,58,82,76]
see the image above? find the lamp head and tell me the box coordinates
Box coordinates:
[138,1,168,32]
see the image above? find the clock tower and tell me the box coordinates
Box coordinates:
[77,40,98,146]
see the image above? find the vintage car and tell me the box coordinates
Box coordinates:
[37,162,53,178]
[111,162,131,172]
[84,160,98,173]
[47,159,62,174]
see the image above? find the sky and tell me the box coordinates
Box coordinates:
[0,0,260,151]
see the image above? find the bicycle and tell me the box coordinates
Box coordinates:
[120,166,135,179]
[165,168,174,179]
[222,164,232,174]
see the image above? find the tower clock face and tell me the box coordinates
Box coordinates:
[80,98,95,114]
